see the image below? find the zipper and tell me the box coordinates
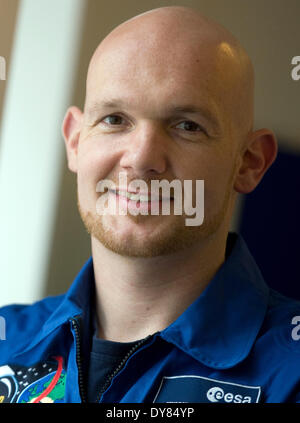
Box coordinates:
[70,316,87,403]
[96,334,153,403]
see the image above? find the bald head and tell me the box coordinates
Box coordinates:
[85,6,254,139]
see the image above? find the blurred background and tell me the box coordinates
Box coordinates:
[0,0,299,307]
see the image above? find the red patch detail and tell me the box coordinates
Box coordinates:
[32,356,63,403]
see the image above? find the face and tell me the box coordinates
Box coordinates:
[72,34,242,257]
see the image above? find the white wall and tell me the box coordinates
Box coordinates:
[0,0,86,306]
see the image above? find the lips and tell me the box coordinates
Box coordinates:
[109,189,174,202]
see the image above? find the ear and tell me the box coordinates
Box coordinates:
[62,106,83,173]
[234,129,278,194]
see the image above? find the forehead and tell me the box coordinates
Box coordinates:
[85,34,238,127]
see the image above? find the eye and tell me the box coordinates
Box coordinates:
[175,120,204,133]
[101,114,126,126]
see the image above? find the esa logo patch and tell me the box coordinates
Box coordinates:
[153,375,261,403]
[0,356,66,403]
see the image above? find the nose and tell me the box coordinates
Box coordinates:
[119,122,168,177]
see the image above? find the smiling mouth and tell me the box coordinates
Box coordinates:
[109,189,174,202]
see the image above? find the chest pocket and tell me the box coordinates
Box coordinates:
[153,375,261,403]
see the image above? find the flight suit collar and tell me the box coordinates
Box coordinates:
[160,233,270,369]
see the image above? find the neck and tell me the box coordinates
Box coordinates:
[92,230,228,342]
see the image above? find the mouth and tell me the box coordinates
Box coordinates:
[109,189,174,203]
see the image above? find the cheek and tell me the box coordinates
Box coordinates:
[76,140,119,206]
[205,160,236,212]
[80,134,122,176]
[186,152,235,213]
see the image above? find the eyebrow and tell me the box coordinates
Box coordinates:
[87,99,221,133]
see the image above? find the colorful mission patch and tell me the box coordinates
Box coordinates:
[0,356,66,403]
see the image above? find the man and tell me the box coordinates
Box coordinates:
[0,6,299,404]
